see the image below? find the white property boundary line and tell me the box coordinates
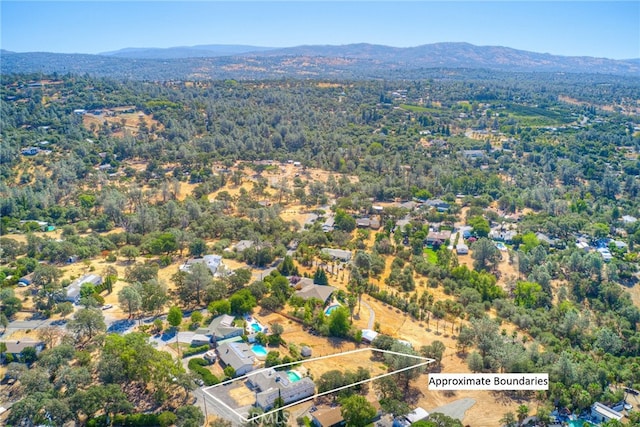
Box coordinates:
[202,347,435,422]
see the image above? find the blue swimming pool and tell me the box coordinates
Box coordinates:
[251,344,268,357]
[324,304,340,316]
[287,371,302,382]
[567,420,594,427]
[251,323,262,333]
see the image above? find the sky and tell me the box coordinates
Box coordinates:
[1,1,639,59]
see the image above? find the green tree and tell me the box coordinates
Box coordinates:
[118,285,142,318]
[168,305,183,329]
[189,238,208,257]
[313,268,329,285]
[514,281,544,308]
[278,255,299,276]
[334,209,356,232]
[176,405,205,427]
[229,289,256,314]
[120,245,140,262]
[67,307,106,343]
[471,238,501,272]
[516,404,529,426]
[57,301,74,318]
[500,412,517,427]
[209,299,231,315]
[467,351,484,372]
[328,306,350,337]
[340,395,377,427]
[385,342,424,391]
[184,261,213,305]
[468,216,490,237]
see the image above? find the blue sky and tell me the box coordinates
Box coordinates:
[2,1,639,59]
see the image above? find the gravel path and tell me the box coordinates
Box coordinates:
[361,298,375,329]
[430,397,476,420]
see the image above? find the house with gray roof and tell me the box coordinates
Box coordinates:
[295,284,336,304]
[321,248,352,262]
[217,341,255,376]
[195,314,243,341]
[247,368,315,410]
[66,274,102,304]
[179,254,223,276]
[1,340,45,360]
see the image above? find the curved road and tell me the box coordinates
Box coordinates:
[361,298,375,330]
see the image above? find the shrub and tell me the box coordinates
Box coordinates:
[183,344,209,357]
[188,358,220,386]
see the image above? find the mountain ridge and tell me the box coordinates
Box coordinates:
[3,42,638,79]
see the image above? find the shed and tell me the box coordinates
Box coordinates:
[361,329,379,343]
[301,346,312,357]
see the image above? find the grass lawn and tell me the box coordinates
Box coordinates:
[424,248,438,264]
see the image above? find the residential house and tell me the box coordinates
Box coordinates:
[321,248,352,262]
[311,406,344,427]
[217,342,255,376]
[179,254,223,276]
[295,284,336,305]
[425,199,450,212]
[597,247,613,262]
[18,273,34,286]
[195,314,243,341]
[1,340,45,360]
[489,228,517,243]
[356,218,371,228]
[322,216,335,232]
[232,240,254,253]
[21,147,39,156]
[369,217,381,230]
[66,274,102,303]
[426,230,452,247]
[393,407,429,427]
[536,232,559,247]
[247,368,315,410]
[461,149,486,159]
[73,109,86,115]
[590,402,623,424]
[312,399,381,427]
[575,241,590,252]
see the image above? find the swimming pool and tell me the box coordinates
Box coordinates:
[324,304,340,316]
[250,323,263,333]
[567,420,594,427]
[251,344,268,357]
[495,242,507,251]
[286,370,302,382]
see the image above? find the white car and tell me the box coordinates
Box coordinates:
[101,304,113,310]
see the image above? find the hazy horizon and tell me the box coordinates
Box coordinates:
[2,1,639,60]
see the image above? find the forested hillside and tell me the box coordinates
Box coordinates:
[1,71,640,426]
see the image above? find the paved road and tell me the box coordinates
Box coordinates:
[193,386,246,426]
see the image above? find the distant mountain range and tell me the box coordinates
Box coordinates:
[100,44,277,59]
[2,42,638,80]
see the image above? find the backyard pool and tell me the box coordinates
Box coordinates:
[251,344,268,357]
[286,371,302,382]
[250,323,263,333]
[567,420,595,427]
[324,304,340,316]
[495,242,507,251]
